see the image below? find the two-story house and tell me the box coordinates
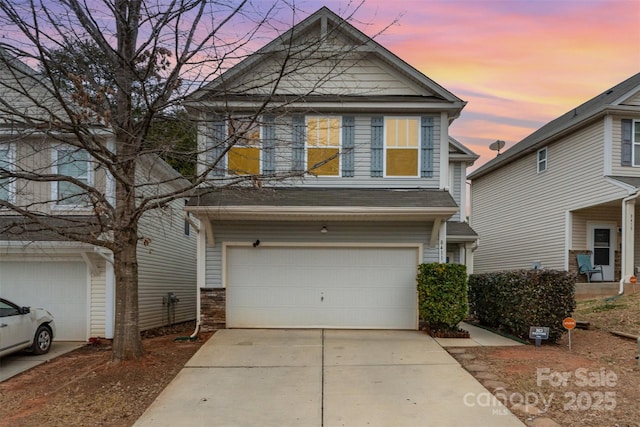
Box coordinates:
[185,7,478,331]
[0,50,197,341]
[468,73,640,290]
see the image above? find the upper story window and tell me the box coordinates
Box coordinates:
[0,143,15,204]
[227,118,261,175]
[537,147,547,173]
[385,117,419,177]
[633,120,640,166]
[52,147,92,207]
[307,116,341,176]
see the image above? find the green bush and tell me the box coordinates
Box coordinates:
[417,263,468,329]
[468,270,575,343]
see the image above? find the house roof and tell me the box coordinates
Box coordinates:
[0,215,103,242]
[449,136,479,165]
[186,187,458,221]
[446,221,477,238]
[186,7,465,117]
[468,72,640,180]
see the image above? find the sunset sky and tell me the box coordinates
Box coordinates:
[298,0,640,170]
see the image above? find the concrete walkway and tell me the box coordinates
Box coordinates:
[0,341,84,382]
[135,329,525,427]
[435,322,525,348]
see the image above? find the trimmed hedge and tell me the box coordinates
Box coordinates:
[417,263,468,329]
[468,270,576,343]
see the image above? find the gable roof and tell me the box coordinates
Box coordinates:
[186,7,465,116]
[468,72,640,180]
[449,136,479,165]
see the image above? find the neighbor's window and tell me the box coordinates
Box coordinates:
[307,116,340,176]
[537,147,547,173]
[633,121,640,166]
[53,147,91,206]
[227,118,261,175]
[385,117,419,177]
[0,144,15,203]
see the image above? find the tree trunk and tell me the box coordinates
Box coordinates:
[112,224,144,361]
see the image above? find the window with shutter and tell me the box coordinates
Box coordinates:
[306,116,341,176]
[385,117,419,177]
[227,118,261,175]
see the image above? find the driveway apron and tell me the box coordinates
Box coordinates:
[134,329,525,427]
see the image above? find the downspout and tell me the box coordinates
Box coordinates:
[189,215,201,339]
[619,191,640,296]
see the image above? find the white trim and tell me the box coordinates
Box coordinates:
[564,211,572,271]
[187,205,458,222]
[633,120,640,167]
[0,143,16,204]
[50,145,94,209]
[603,115,613,176]
[537,147,547,173]
[440,112,449,190]
[197,223,207,288]
[587,221,617,281]
[85,262,91,341]
[305,115,342,177]
[383,116,420,178]
[225,116,263,176]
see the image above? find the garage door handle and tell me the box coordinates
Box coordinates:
[0,324,7,328]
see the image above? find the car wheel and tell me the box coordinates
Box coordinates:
[31,325,52,355]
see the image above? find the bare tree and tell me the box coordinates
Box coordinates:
[0,0,386,361]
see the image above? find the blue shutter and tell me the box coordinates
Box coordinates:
[341,116,355,177]
[371,116,384,177]
[622,119,632,166]
[292,115,305,172]
[210,116,226,176]
[421,116,434,177]
[262,115,276,174]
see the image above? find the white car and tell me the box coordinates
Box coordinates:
[0,298,56,358]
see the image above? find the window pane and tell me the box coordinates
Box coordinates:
[307,118,318,146]
[593,248,609,265]
[0,146,10,200]
[397,119,407,147]
[229,118,260,147]
[317,118,329,147]
[329,118,340,146]
[228,147,260,175]
[385,118,397,147]
[594,229,610,247]
[308,148,339,176]
[406,118,419,147]
[386,149,418,176]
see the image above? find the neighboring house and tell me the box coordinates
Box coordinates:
[468,73,640,286]
[184,7,478,330]
[0,52,197,341]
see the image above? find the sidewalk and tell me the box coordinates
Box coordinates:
[435,322,525,348]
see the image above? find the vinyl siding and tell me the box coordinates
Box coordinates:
[136,192,197,331]
[204,220,438,287]
[88,256,107,337]
[611,114,640,176]
[1,137,108,216]
[227,53,429,97]
[622,91,640,106]
[449,162,462,221]
[471,121,627,273]
[205,114,442,189]
[571,206,621,250]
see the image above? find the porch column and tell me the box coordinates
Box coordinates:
[622,198,636,282]
[464,242,474,275]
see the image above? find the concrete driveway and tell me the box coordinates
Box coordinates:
[135,329,525,427]
[0,341,84,382]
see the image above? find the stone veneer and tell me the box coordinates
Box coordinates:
[200,288,226,331]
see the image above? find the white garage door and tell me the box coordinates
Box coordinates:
[226,246,419,329]
[0,262,88,340]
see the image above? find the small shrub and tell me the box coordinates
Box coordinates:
[468,269,575,343]
[417,263,468,330]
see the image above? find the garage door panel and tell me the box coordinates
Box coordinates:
[0,262,88,340]
[226,246,418,329]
